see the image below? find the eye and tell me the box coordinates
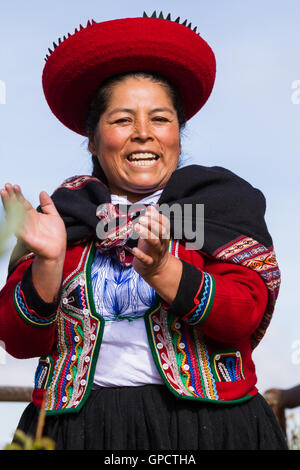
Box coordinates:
[152,116,169,122]
[114,117,131,124]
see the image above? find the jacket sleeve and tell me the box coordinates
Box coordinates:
[0,255,61,359]
[163,254,269,344]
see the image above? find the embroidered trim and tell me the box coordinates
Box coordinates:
[211,350,245,382]
[145,307,218,401]
[182,272,216,325]
[34,241,105,415]
[14,282,57,327]
[56,175,105,191]
[34,358,52,389]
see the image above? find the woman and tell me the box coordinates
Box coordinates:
[0,13,288,450]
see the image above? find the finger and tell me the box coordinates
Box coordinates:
[13,185,34,211]
[138,207,170,238]
[3,185,34,214]
[132,246,153,265]
[39,191,59,216]
[4,183,18,203]
[0,185,18,211]
[145,205,171,229]
[137,216,170,239]
[135,222,159,240]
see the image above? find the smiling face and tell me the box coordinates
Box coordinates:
[88,76,181,202]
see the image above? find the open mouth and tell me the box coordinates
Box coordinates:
[126,152,160,166]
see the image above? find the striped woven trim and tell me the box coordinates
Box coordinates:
[14,282,57,327]
[182,272,216,326]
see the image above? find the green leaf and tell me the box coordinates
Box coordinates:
[0,200,25,257]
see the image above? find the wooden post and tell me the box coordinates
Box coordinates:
[0,386,32,402]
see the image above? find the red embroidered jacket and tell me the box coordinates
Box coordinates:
[0,236,272,415]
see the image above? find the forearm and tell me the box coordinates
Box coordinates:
[157,255,269,344]
[0,257,58,358]
[31,252,65,302]
[142,253,183,305]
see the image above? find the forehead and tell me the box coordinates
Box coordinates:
[106,76,174,108]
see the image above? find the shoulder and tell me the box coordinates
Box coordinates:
[171,164,267,208]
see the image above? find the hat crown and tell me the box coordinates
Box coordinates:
[44,11,200,62]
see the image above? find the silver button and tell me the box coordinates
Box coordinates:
[90,334,96,341]
[66,374,72,381]
[62,298,68,305]
[162,363,169,370]
[80,379,86,386]
[179,342,185,349]
[84,356,90,363]
[74,336,80,343]
[71,355,77,361]
[215,354,220,361]
[183,364,189,371]
[236,351,241,357]
[62,396,67,403]
[174,322,181,329]
[154,325,160,332]
[157,343,163,350]
[83,308,89,316]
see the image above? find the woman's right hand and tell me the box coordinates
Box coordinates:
[0,183,67,261]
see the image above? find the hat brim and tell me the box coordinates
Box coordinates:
[42,17,216,136]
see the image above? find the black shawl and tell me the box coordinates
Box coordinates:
[8,164,280,348]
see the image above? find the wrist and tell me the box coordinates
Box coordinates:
[143,252,172,282]
[35,249,66,265]
[144,254,183,305]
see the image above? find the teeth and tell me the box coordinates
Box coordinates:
[127,152,158,161]
[129,159,156,166]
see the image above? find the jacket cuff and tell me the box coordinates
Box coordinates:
[13,263,61,327]
[162,260,216,326]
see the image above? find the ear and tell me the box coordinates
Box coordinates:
[87,134,96,155]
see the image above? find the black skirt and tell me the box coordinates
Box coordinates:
[15,384,288,450]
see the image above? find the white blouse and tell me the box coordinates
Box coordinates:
[92,190,164,387]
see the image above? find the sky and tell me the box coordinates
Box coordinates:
[0,0,300,447]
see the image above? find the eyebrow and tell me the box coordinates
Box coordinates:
[107,107,175,117]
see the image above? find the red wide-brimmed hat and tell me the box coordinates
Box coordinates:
[42,11,216,136]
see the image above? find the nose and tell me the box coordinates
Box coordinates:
[131,118,153,143]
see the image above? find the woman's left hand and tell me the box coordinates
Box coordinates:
[132,205,171,280]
